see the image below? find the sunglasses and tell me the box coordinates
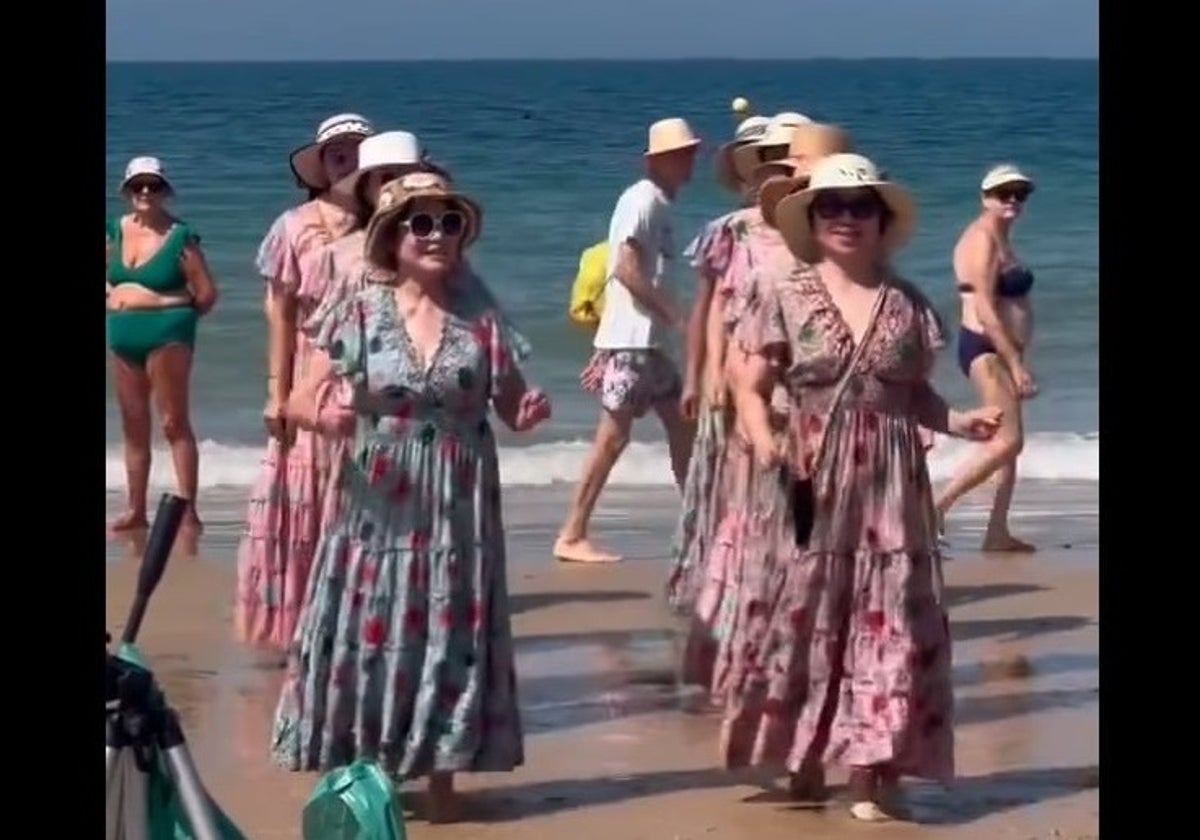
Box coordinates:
[404,210,465,239]
[988,186,1031,204]
[811,192,884,221]
[127,178,167,194]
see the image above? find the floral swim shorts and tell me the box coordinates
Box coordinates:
[580,349,682,418]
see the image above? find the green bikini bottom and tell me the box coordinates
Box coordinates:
[107,306,199,367]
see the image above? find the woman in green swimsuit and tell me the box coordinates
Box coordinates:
[106,156,218,533]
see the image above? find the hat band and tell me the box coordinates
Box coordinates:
[316,120,372,144]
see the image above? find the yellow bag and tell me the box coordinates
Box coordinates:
[568,241,609,329]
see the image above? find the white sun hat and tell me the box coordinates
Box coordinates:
[121,156,172,192]
[727,111,814,189]
[772,152,917,263]
[980,163,1035,194]
[332,131,449,197]
[716,114,772,191]
[289,112,375,191]
[644,117,702,157]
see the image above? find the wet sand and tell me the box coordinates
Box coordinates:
[105,481,1098,839]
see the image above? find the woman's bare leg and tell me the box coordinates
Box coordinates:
[934,354,1032,550]
[112,356,152,531]
[426,772,460,823]
[146,343,202,528]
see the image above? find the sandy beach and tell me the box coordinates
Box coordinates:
[105,480,1098,839]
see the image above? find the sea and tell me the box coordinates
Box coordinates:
[105,59,1098,495]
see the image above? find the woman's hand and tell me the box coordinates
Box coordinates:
[1010,362,1038,400]
[512,388,551,432]
[316,402,356,438]
[263,396,292,443]
[752,432,785,470]
[704,363,726,409]
[949,406,1003,441]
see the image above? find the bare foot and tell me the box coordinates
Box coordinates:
[110,510,148,533]
[426,773,460,824]
[982,532,1036,553]
[553,536,622,563]
[787,765,829,804]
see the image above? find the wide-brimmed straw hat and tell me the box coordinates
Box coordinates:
[332,131,447,198]
[725,111,812,191]
[289,113,375,191]
[120,156,173,193]
[715,115,771,191]
[364,172,483,268]
[644,118,702,157]
[980,163,1035,194]
[756,124,855,227]
[773,153,917,263]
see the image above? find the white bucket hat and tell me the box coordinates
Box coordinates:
[981,163,1035,194]
[332,131,447,197]
[644,118,702,157]
[727,111,813,191]
[121,156,172,193]
[289,113,375,191]
[773,153,917,263]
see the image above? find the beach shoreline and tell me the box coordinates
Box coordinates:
[105,480,1097,839]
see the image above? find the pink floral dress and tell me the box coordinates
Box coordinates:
[708,264,955,783]
[234,201,351,649]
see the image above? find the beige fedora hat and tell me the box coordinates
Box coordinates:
[726,111,812,190]
[289,113,375,191]
[715,114,771,192]
[756,124,855,227]
[981,163,1035,194]
[364,172,483,269]
[773,153,917,263]
[644,118,702,157]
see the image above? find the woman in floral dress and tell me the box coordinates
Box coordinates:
[716,154,1000,822]
[271,172,550,823]
[669,124,852,688]
[235,113,374,651]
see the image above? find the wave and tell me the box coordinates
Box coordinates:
[105,431,1099,492]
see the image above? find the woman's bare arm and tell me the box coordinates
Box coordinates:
[286,350,335,432]
[958,231,1023,367]
[265,283,297,404]
[728,346,778,454]
[180,243,219,314]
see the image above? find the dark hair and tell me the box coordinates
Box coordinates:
[352,179,375,228]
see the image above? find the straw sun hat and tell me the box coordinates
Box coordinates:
[644,117,702,157]
[289,113,375,191]
[772,153,917,263]
[721,111,812,193]
[980,163,1035,194]
[364,172,483,268]
[755,123,855,227]
[715,114,771,191]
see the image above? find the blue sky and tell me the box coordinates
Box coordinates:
[106,0,1098,61]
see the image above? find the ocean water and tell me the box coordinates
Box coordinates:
[105,59,1098,492]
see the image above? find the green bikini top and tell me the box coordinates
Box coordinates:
[106,216,198,293]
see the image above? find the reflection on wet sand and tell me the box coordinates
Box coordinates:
[105,482,1099,839]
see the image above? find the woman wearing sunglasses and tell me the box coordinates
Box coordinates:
[271,173,550,823]
[668,123,848,692]
[235,113,373,653]
[106,156,218,534]
[716,154,1000,821]
[934,164,1038,552]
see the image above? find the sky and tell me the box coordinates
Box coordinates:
[106,0,1098,62]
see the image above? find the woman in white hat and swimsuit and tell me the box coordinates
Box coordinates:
[272,173,550,822]
[935,164,1038,551]
[235,113,374,652]
[717,154,1000,821]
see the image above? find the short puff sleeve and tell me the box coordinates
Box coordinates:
[255,210,303,293]
[685,216,736,280]
[733,274,789,358]
[311,296,366,382]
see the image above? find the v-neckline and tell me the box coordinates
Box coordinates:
[387,288,450,378]
[807,268,887,351]
[119,217,179,272]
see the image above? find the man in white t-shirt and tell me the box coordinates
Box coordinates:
[554,118,701,564]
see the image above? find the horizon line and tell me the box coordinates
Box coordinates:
[105,55,1097,64]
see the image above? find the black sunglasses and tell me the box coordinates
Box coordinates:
[126,178,168,194]
[988,186,1032,204]
[811,191,884,221]
[404,210,465,239]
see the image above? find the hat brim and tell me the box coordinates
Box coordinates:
[982,175,1036,194]
[773,181,917,263]
[715,140,755,192]
[728,141,788,187]
[757,173,807,228]
[120,173,174,194]
[643,138,702,158]
[364,190,483,268]
[289,131,372,192]
[331,160,444,199]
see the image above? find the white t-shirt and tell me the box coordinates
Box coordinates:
[593,178,675,350]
